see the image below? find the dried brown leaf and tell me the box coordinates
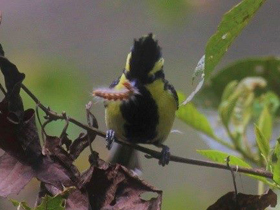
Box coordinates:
[0,44,4,56]
[35,157,75,189]
[0,56,25,103]
[0,102,76,196]
[80,160,162,210]
[0,153,35,197]
[0,98,41,164]
[0,53,78,197]
[207,189,277,210]
[66,188,89,210]
[69,133,92,160]
[0,100,26,160]
[43,135,80,178]
[16,109,42,162]
[61,134,72,151]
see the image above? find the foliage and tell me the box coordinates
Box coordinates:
[10,187,74,210]
[204,0,267,79]
[177,0,280,192]
[176,92,215,139]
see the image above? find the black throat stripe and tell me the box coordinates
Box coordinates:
[120,84,159,143]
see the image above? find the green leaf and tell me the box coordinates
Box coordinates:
[10,200,32,210]
[221,80,238,102]
[36,187,74,210]
[205,0,267,79]
[273,158,280,185]
[274,138,280,159]
[255,124,270,158]
[182,56,205,105]
[219,88,242,127]
[36,196,65,210]
[197,150,251,167]
[197,150,269,183]
[10,187,74,210]
[263,92,280,115]
[196,57,280,111]
[253,91,280,119]
[176,92,215,138]
[273,139,280,185]
[258,106,272,142]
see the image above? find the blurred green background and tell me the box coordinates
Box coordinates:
[0,0,280,209]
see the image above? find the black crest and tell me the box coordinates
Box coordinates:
[129,33,162,81]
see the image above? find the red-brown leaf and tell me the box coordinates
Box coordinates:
[207,189,277,210]
[69,133,94,160]
[80,160,162,210]
[0,153,35,197]
[43,135,80,179]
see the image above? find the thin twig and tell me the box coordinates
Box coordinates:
[36,105,43,129]
[20,84,274,180]
[41,118,52,143]
[59,112,69,140]
[226,156,238,197]
[86,101,95,155]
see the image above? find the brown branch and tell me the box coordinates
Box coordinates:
[20,84,273,180]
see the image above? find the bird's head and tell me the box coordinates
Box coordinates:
[124,33,164,84]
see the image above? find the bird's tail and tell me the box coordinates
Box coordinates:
[108,144,141,174]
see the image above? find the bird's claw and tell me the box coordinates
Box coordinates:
[158,145,170,166]
[106,129,115,150]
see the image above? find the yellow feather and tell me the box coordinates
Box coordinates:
[146,79,177,143]
[105,73,128,139]
[148,58,164,75]
[125,53,132,71]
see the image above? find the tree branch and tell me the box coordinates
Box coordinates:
[20,84,273,180]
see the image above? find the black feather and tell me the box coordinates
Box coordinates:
[129,33,161,82]
[120,84,158,143]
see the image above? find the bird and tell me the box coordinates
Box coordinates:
[93,33,178,170]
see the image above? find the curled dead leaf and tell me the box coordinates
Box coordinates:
[80,159,162,210]
[207,189,277,210]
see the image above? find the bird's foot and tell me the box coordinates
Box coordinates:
[158,145,170,166]
[106,129,116,150]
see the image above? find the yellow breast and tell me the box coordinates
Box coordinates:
[146,80,177,143]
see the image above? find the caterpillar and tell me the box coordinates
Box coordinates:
[93,81,139,101]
